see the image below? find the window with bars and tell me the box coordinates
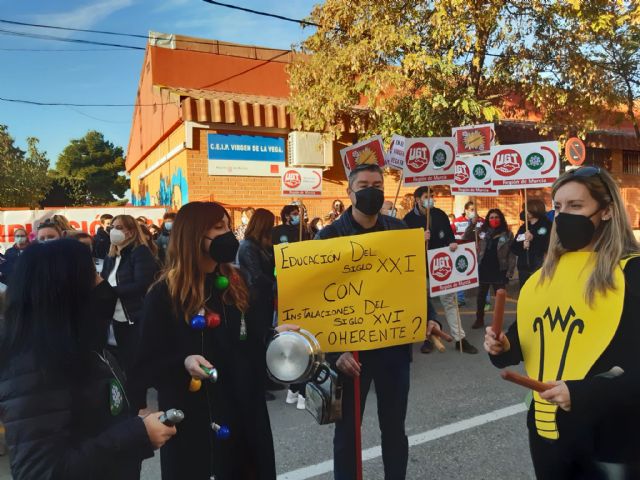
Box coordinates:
[623,150,640,175]
[585,148,613,171]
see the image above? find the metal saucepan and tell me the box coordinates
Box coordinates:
[266,329,327,384]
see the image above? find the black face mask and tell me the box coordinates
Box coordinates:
[354,187,385,216]
[208,231,239,263]
[555,212,599,251]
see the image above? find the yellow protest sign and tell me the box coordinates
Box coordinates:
[275,229,427,352]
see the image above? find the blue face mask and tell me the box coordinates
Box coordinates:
[290,215,300,226]
[164,221,173,231]
[422,198,434,209]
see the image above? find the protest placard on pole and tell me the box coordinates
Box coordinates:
[281,167,323,197]
[402,137,456,186]
[339,135,387,178]
[452,123,495,155]
[491,141,560,189]
[386,134,406,171]
[275,229,427,352]
[427,242,479,297]
[451,155,498,196]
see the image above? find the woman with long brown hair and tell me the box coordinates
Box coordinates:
[101,215,159,372]
[485,166,640,478]
[133,202,295,480]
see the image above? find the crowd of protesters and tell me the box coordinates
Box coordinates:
[0,164,639,479]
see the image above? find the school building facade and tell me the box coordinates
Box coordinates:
[126,33,640,229]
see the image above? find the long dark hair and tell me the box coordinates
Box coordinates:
[0,239,96,367]
[163,202,249,322]
[480,208,508,234]
[245,208,275,246]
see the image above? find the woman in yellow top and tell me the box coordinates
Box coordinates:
[485,166,640,479]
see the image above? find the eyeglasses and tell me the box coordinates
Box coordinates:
[567,165,613,198]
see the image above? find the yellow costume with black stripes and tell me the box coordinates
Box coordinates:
[517,252,634,440]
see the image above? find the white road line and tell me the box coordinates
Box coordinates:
[277,403,527,480]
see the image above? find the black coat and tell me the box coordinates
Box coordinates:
[131,273,276,480]
[0,245,27,283]
[93,227,111,260]
[510,216,552,272]
[100,244,159,325]
[237,238,275,326]
[0,282,154,480]
[403,206,455,250]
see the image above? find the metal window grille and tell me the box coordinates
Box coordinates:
[623,150,640,175]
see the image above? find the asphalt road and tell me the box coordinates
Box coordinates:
[0,288,535,479]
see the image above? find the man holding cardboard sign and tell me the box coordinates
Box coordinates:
[308,164,440,480]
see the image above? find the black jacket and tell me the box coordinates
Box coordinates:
[316,207,413,367]
[0,282,154,480]
[510,216,552,272]
[155,230,170,264]
[271,224,309,245]
[403,206,455,250]
[0,245,27,283]
[237,238,275,295]
[100,244,159,324]
[93,227,111,260]
[131,274,276,480]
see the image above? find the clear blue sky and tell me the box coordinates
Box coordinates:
[0,0,317,167]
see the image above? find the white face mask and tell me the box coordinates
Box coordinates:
[15,235,27,245]
[241,216,249,225]
[110,228,127,246]
[467,211,476,220]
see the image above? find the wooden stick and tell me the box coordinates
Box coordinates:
[298,200,305,242]
[353,351,363,480]
[500,370,553,393]
[425,186,431,250]
[392,171,404,216]
[430,335,446,352]
[491,289,507,337]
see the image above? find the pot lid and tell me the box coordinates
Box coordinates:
[266,331,314,383]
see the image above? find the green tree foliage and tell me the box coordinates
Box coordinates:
[0,124,51,207]
[55,131,128,205]
[289,0,639,142]
[40,175,91,207]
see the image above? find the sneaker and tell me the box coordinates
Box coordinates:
[285,389,298,404]
[484,303,491,312]
[420,339,434,354]
[455,338,479,354]
[296,394,306,410]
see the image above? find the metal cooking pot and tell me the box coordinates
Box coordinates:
[266,329,326,384]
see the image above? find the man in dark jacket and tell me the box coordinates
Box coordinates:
[510,199,552,288]
[156,212,176,263]
[317,164,440,480]
[272,205,309,245]
[93,214,113,260]
[403,187,478,354]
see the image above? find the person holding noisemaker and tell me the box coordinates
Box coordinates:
[484,166,640,478]
[131,202,297,480]
[317,164,443,480]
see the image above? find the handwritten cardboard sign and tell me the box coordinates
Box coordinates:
[452,123,495,155]
[402,137,456,186]
[275,229,427,352]
[386,134,406,171]
[491,141,560,189]
[281,167,323,197]
[339,136,387,178]
[451,155,498,196]
[427,242,479,296]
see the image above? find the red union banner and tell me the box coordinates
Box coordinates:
[452,123,495,155]
[427,243,479,296]
[490,141,560,189]
[281,167,323,197]
[451,155,498,196]
[402,137,456,186]
[0,206,167,250]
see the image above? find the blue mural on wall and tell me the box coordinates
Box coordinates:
[132,167,189,207]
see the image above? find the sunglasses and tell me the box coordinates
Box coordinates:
[567,165,613,198]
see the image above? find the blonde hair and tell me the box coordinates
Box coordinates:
[108,215,147,257]
[539,168,639,304]
[161,202,249,322]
